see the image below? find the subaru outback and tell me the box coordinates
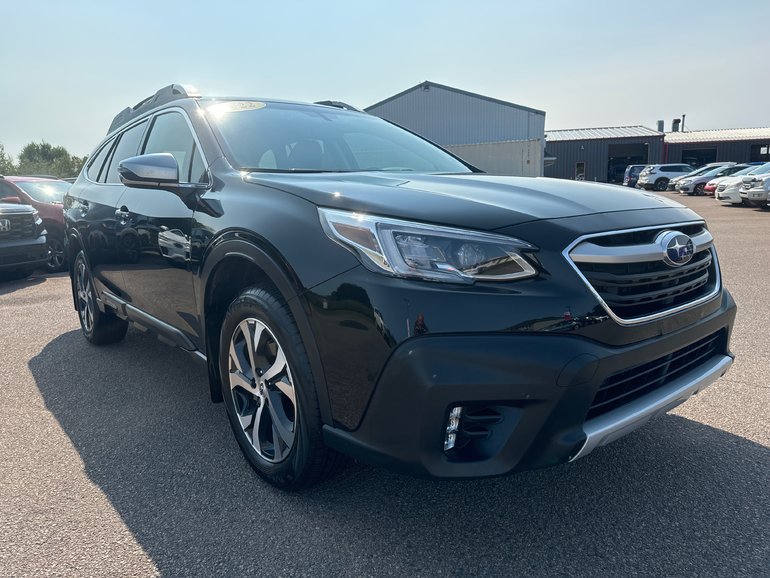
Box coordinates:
[64,85,736,490]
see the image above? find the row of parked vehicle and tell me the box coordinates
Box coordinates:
[622,161,770,208]
[0,175,71,279]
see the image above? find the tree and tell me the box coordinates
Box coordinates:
[15,141,86,178]
[0,143,14,175]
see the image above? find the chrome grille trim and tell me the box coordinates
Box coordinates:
[563,221,722,326]
[570,229,713,264]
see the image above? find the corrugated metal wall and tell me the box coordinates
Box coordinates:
[664,140,765,163]
[367,85,545,146]
[445,139,544,176]
[544,136,664,182]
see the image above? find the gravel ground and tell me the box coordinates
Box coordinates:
[0,194,767,577]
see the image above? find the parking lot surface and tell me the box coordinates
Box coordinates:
[0,194,768,577]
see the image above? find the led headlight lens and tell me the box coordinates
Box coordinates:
[319,208,537,283]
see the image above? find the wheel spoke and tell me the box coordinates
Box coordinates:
[261,348,286,383]
[266,391,295,448]
[229,339,245,375]
[229,370,254,393]
[252,402,266,449]
[273,378,296,407]
[272,424,285,461]
[239,319,264,377]
[237,408,253,430]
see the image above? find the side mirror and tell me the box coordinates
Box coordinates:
[1,196,22,204]
[119,153,181,189]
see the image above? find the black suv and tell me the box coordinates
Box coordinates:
[0,202,47,279]
[64,85,736,490]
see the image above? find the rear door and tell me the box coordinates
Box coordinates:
[117,109,207,345]
[65,120,148,296]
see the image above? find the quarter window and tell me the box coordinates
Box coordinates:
[87,138,116,182]
[105,121,148,184]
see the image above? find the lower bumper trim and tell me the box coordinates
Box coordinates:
[570,354,733,461]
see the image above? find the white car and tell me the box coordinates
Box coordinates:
[676,163,741,195]
[637,164,694,191]
[667,162,731,191]
[740,171,770,207]
[706,165,755,196]
[716,162,770,205]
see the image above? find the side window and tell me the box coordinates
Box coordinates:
[87,138,116,182]
[105,121,148,184]
[0,181,19,201]
[143,112,207,183]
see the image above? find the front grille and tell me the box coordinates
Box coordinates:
[568,224,719,321]
[587,331,724,420]
[0,213,36,240]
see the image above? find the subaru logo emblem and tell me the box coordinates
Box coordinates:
[658,230,694,267]
[0,219,10,233]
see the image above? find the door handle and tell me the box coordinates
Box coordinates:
[115,207,131,220]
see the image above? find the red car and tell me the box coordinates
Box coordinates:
[0,176,70,271]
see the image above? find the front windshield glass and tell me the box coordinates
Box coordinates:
[14,180,71,202]
[750,162,770,175]
[729,166,754,176]
[204,101,472,174]
[685,165,717,177]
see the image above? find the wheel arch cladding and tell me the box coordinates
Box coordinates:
[199,237,333,425]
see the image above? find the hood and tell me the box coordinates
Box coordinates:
[245,173,687,230]
[0,203,35,214]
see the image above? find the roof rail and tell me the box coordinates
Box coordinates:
[314,100,364,113]
[108,84,198,134]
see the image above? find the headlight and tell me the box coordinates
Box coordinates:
[319,208,538,284]
[679,179,691,186]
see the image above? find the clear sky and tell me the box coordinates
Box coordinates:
[2,0,768,159]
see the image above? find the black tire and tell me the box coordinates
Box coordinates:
[694,183,705,196]
[219,286,343,490]
[73,251,128,345]
[46,235,67,273]
[654,178,669,191]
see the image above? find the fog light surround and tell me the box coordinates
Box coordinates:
[444,406,463,451]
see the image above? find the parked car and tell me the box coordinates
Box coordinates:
[715,162,770,205]
[0,176,70,271]
[704,164,756,195]
[65,84,736,490]
[666,162,730,191]
[637,164,694,191]
[740,171,770,207]
[676,163,745,196]
[622,164,646,188]
[0,202,48,280]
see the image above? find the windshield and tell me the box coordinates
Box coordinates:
[750,162,770,175]
[728,166,754,176]
[204,101,472,174]
[14,180,71,202]
[684,165,720,178]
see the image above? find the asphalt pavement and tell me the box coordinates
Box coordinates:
[0,194,768,577]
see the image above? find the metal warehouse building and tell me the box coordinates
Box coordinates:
[662,128,770,166]
[545,125,770,183]
[544,126,665,183]
[366,81,546,176]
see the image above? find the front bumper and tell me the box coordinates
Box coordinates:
[324,291,736,478]
[717,191,741,204]
[0,235,48,270]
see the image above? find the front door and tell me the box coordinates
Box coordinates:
[118,110,208,346]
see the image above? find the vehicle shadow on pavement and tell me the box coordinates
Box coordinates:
[0,272,54,295]
[29,330,769,576]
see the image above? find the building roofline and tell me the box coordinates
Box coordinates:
[365,80,546,116]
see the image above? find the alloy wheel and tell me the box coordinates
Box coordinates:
[75,260,94,333]
[47,238,65,271]
[228,318,297,463]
